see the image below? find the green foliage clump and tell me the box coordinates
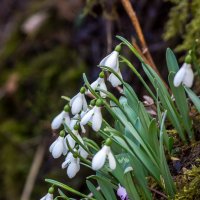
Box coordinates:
[175,165,200,200]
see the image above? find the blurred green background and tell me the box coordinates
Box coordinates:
[0,0,199,199]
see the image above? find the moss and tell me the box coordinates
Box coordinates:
[164,0,200,74]
[175,166,200,200]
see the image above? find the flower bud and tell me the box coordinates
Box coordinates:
[59,130,65,137]
[80,87,86,94]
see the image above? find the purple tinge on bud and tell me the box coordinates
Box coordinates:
[117,184,128,200]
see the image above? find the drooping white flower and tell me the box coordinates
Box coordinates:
[40,193,53,200]
[108,69,123,87]
[63,129,82,154]
[92,144,116,171]
[49,133,65,158]
[70,89,87,115]
[87,77,107,98]
[173,63,194,88]
[51,111,70,130]
[100,51,119,70]
[80,105,102,132]
[70,114,86,133]
[99,46,123,87]
[62,151,80,178]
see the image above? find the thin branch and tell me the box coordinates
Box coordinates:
[121,0,156,69]
[20,139,47,200]
[148,187,168,199]
[121,0,170,91]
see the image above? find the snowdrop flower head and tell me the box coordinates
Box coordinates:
[51,110,70,130]
[108,68,123,87]
[92,138,116,170]
[49,130,65,159]
[70,87,87,115]
[40,186,54,200]
[99,44,121,70]
[173,55,194,88]
[80,99,103,132]
[117,184,128,200]
[87,72,107,98]
[62,151,80,178]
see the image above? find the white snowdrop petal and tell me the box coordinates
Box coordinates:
[182,65,194,88]
[99,80,107,98]
[68,134,76,148]
[82,94,88,111]
[92,146,108,170]
[69,94,78,106]
[67,162,80,178]
[63,135,76,155]
[45,193,53,200]
[61,160,69,169]
[63,112,70,126]
[90,79,100,90]
[51,137,64,158]
[49,140,57,153]
[70,115,79,129]
[80,108,94,125]
[51,111,65,130]
[108,151,116,170]
[81,125,86,133]
[100,51,119,70]
[92,107,102,132]
[71,93,83,115]
[108,72,122,87]
[79,146,88,159]
[173,64,187,87]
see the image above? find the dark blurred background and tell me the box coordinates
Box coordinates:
[0,0,198,199]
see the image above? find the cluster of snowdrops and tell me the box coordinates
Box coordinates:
[40,42,194,200]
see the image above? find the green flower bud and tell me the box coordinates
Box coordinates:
[99,71,105,78]
[59,130,65,137]
[64,104,70,112]
[96,99,103,107]
[90,99,96,106]
[74,124,79,130]
[185,55,192,64]
[105,138,112,146]
[114,44,121,52]
[80,87,86,94]
[48,186,54,194]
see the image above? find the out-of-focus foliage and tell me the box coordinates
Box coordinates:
[164,0,200,60]
[0,1,86,199]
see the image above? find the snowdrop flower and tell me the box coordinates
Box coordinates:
[51,105,71,130]
[87,72,107,98]
[173,55,194,88]
[99,45,121,70]
[49,130,65,158]
[92,138,116,170]
[70,87,87,115]
[108,68,123,87]
[63,128,83,154]
[99,45,123,87]
[40,187,54,200]
[80,99,103,132]
[117,184,128,200]
[62,151,80,178]
[70,114,86,133]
